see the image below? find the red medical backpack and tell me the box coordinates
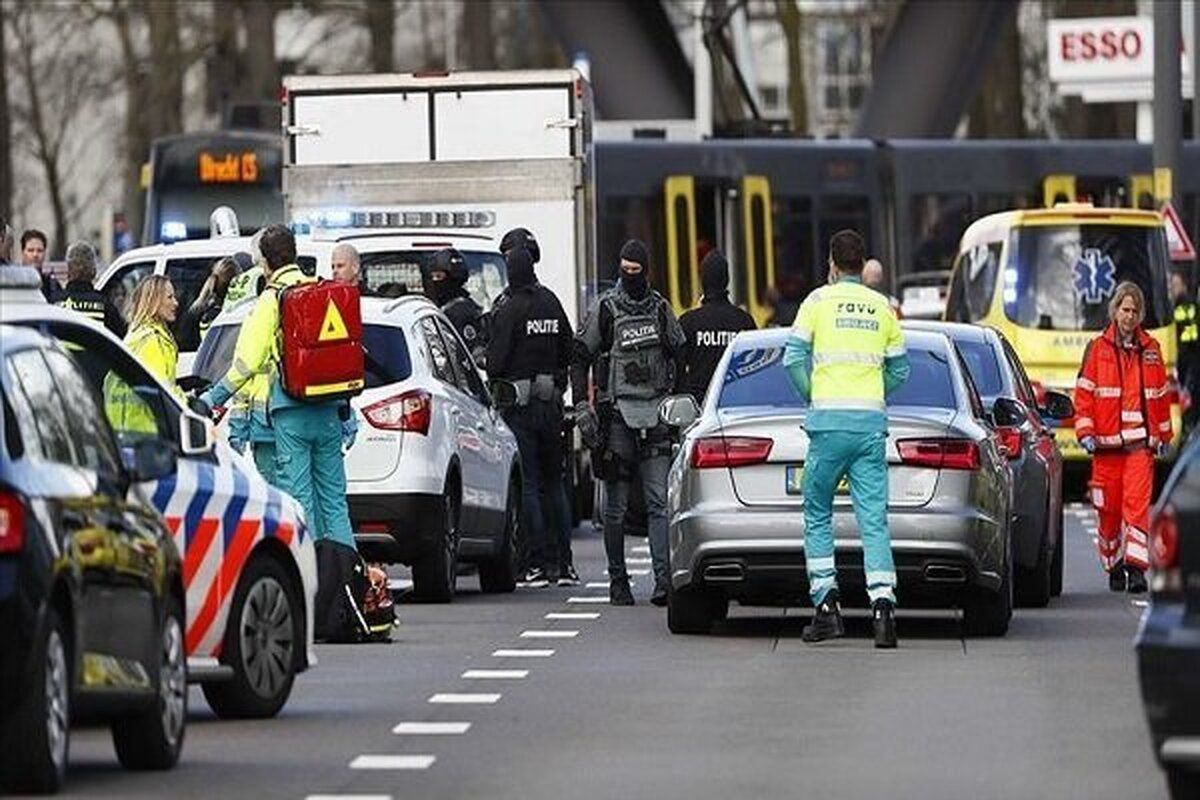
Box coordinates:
[278,280,365,402]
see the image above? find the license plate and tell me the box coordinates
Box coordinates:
[785,466,850,495]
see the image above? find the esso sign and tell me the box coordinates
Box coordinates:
[1048,17,1154,83]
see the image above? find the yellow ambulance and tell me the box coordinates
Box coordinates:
[945,204,1179,460]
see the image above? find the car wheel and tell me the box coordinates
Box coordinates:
[413,479,460,603]
[202,556,300,719]
[1050,503,1065,597]
[963,549,1013,637]
[112,596,186,770]
[0,607,70,794]
[1016,501,1053,608]
[1167,766,1200,799]
[479,476,520,594]
[667,583,719,635]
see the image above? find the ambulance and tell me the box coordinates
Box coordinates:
[945,204,1180,460]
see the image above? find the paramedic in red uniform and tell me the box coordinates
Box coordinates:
[1074,281,1172,594]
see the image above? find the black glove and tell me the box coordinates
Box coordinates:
[575,401,601,450]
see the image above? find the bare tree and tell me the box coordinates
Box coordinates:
[462,0,496,69]
[7,2,107,257]
[774,0,807,135]
[241,0,282,101]
[367,0,395,72]
[0,0,11,223]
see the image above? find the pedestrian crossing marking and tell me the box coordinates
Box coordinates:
[521,629,579,638]
[462,669,529,679]
[547,612,600,620]
[492,649,554,657]
[392,722,471,735]
[318,299,350,341]
[567,597,608,604]
[349,755,435,770]
[428,693,501,704]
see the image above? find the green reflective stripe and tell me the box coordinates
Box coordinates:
[810,398,886,412]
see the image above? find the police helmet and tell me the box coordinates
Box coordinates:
[500,227,540,264]
[429,247,468,286]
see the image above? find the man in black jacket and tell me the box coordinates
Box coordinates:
[678,250,756,403]
[487,240,577,587]
[424,248,487,363]
[59,241,126,338]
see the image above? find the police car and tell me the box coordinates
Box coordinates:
[0,270,318,719]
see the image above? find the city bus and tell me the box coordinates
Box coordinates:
[142,131,283,244]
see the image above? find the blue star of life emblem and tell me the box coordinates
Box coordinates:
[1073,248,1116,305]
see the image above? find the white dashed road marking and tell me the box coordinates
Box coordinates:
[567,596,608,604]
[586,581,610,588]
[627,557,653,565]
[629,568,651,576]
[521,629,579,639]
[546,612,600,620]
[349,755,436,770]
[492,649,554,657]
[462,669,529,680]
[307,795,392,800]
[428,693,502,704]
[392,722,471,735]
[632,545,650,554]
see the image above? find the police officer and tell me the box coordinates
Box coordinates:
[678,249,756,403]
[572,239,686,606]
[423,247,487,363]
[59,241,127,337]
[487,237,577,587]
[783,230,909,648]
[1171,269,1200,436]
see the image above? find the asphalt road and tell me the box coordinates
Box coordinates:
[40,502,1167,800]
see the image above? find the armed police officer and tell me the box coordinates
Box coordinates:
[572,239,686,606]
[59,241,126,337]
[487,234,578,587]
[678,249,757,403]
[783,230,909,648]
[423,247,487,363]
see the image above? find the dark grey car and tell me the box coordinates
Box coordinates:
[904,321,1073,607]
[666,328,1016,636]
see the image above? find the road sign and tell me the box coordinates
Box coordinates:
[1162,202,1196,262]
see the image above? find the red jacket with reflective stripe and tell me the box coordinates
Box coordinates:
[1074,324,1172,450]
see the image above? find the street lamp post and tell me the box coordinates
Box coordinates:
[1154,0,1182,203]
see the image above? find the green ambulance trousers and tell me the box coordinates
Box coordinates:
[802,429,897,606]
[273,403,356,549]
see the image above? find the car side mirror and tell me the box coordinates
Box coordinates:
[180,410,216,456]
[489,379,518,410]
[1040,390,1074,421]
[659,395,700,428]
[126,439,178,483]
[992,396,1026,428]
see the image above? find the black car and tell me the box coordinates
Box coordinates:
[1137,435,1200,799]
[904,321,1073,606]
[0,325,187,794]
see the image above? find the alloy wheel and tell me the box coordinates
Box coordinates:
[44,630,68,773]
[160,616,187,748]
[238,576,295,699]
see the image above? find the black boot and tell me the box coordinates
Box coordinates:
[1125,565,1148,594]
[1108,561,1127,592]
[609,578,634,606]
[872,599,898,649]
[802,591,844,643]
[650,577,669,607]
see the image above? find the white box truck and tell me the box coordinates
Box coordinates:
[281,69,596,330]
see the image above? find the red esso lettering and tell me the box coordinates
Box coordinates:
[1061,32,1077,61]
[1099,30,1119,59]
[1122,30,1141,59]
[1079,31,1098,60]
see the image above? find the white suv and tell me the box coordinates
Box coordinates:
[193,295,522,602]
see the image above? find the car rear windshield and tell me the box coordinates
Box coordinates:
[954,339,1004,398]
[191,323,411,389]
[718,344,957,410]
[358,250,507,310]
[1005,224,1172,330]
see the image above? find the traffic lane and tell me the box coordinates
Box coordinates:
[321,505,1164,800]
[43,570,601,799]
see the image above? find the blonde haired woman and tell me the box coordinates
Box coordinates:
[106,275,182,434]
[1074,281,1173,593]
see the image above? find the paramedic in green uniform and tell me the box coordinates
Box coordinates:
[783,230,910,648]
[201,225,356,550]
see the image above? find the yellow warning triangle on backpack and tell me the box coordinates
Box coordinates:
[318,299,349,342]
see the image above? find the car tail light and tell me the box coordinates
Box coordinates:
[897,438,981,471]
[0,491,26,555]
[1150,504,1181,594]
[994,427,1022,460]
[358,522,389,534]
[690,436,773,469]
[363,389,432,434]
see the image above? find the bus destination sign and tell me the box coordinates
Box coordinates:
[199,151,260,184]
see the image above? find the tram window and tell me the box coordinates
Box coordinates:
[674,194,695,305]
[774,195,815,298]
[749,194,769,305]
[911,193,970,272]
[817,195,871,261]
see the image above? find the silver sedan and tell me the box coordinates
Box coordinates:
[664,327,1015,636]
